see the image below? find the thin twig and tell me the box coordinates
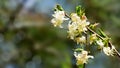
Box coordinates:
[65,12,70,18]
[87,27,120,58]
[87,27,104,40]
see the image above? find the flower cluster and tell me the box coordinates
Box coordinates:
[51,5,118,66]
[68,13,90,40]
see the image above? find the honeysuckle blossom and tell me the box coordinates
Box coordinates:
[67,22,79,39]
[75,36,86,44]
[96,39,104,48]
[67,13,90,40]
[74,50,94,65]
[70,13,81,23]
[103,46,115,56]
[51,11,68,28]
[77,20,90,32]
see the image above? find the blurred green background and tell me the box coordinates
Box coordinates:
[0,0,120,68]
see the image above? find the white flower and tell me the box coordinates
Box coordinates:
[77,20,90,32]
[67,22,79,39]
[96,40,104,48]
[74,50,94,65]
[103,46,115,56]
[76,36,86,44]
[51,11,68,28]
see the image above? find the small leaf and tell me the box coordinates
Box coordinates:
[56,4,63,11]
[76,5,85,16]
[98,29,107,38]
[103,38,110,47]
[76,5,81,16]
[74,48,83,52]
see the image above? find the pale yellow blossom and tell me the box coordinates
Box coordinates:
[68,22,79,39]
[103,46,115,56]
[77,18,90,33]
[74,50,94,65]
[89,34,97,44]
[75,36,86,44]
[71,13,81,23]
[51,11,67,28]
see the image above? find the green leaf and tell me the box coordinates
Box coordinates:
[76,5,85,16]
[56,4,63,11]
[74,48,83,52]
[76,5,81,16]
[103,38,110,47]
[89,23,99,29]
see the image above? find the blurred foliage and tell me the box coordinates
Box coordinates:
[0,0,120,68]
